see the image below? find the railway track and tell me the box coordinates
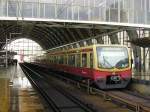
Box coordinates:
[22,63,150,112]
[122,90,150,101]
[104,90,150,112]
[20,63,95,112]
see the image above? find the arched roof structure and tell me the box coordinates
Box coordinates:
[0,0,150,51]
[0,21,124,50]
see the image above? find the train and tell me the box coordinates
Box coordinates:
[33,44,132,89]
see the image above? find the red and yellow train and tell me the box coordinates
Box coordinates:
[33,44,132,89]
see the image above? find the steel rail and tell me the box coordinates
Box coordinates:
[20,64,63,112]
[24,63,150,112]
[30,68,97,112]
[20,63,95,112]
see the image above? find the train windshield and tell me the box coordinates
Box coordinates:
[97,47,129,69]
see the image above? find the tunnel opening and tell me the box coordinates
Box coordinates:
[4,38,44,62]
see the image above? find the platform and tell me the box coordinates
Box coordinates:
[0,65,46,112]
[0,64,150,112]
[131,70,150,95]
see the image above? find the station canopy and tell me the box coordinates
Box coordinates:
[0,0,150,50]
[0,21,123,50]
[129,37,150,48]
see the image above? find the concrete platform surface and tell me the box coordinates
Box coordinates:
[0,65,46,112]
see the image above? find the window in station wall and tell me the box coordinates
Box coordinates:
[4,38,44,62]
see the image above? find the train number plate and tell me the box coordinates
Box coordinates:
[110,75,120,82]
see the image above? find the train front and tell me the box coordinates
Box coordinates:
[94,46,131,89]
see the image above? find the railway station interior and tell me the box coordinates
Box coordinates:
[0,0,150,112]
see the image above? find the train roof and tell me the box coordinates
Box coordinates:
[46,44,128,54]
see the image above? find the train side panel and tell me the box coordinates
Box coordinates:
[33,44,132,89]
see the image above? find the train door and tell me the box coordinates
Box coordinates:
[75,53,81,75]
[81,53,88,78]
[75,53,80,67]
[87,52,93,68]
[88,52,94,79]
[63,54,68,72]
[83,52,94,78]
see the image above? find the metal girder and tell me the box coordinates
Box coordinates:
[36,26,62,45]
[65,28,77,42]
[35,24,69,43]
[46,27,68,44]
[0,25,15,39]
[79,29,91,37]
[10,36,46,50]
[0,24,22,48]
[126,30,142,71]
[0,21,133,51]
[50,28,67,43]
[31,28,55,48]
[75,29,85,39]
[33,26,58,46]
[29,27,54,47]
[126,30,141,57]
[69,29,83,41]
[86,39,93,45]
[108,33,120,44]
[97,37,104,44]
[30,34,50,49]
[32,26,69,49]
[79,41,87,47]
[30,32,53,49]
[129,37,150,47]
[36,22,119,30]
[106,29,120,44]
[56,28,72,43]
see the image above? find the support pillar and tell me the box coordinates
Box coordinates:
[5,38,8,69]
[149,48,150,69]
[143,48,146,72]
[96,37,104,44]
[79,41,87,47]
[86,40,92,46]
[108,33,120,44]
[126,30,142,72]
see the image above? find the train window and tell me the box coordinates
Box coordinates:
[53,56,55,63]
[49,56,51,63]
[76,54,80,67]
[64,55,67,64]
[82,53,87,67]
[68,54,75,66]
[58,56,60,64]
[50,56,52,63]
[59,55,63,64]
[72,55,75,66]
[68,55,71,65]
[90,53,93,68]
[56,56,58,64]
[54,56,57,63]
[57,56,59,64]
[53,56,54,63]
[52,56,54,63]
[51,56,53,63]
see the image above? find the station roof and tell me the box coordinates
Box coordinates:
[129,37,150,48]
[0,50,17,56]
[0,21,124,50]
